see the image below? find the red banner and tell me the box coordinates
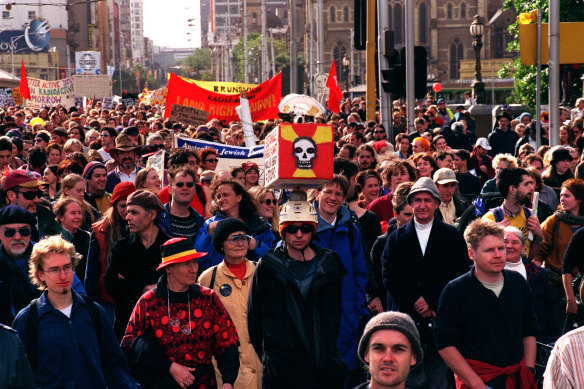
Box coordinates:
[164,72,282,124]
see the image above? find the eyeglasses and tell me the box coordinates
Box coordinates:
[263,199,275,206]
[100,134,110,138]
[43,264,75,276]
[175,181,194,188]
[283,224,314,234]
[15,190,42,200]
[321,189,344,198]
[3,227,31,238]
[225,234,252,243]
[205,158,218,163]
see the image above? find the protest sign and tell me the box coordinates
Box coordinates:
[146,149,165,189]
[0,88,14,106]
[175,137,265,183]
[11,88,23,106]
[194,80,258,94]
[169,104,209,127]
[26,77,75,110]
[164,72,281,124]
[264,123,334,189]
[102,96,113,110]
[121,93,139,107]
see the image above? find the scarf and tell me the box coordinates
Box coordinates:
[553,210,584,226]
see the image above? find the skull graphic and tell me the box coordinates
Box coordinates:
[292,137,317,169]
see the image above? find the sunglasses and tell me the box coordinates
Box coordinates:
[263,199,276,206]
[34,138,45,143]
[175,182,194,188]
[15,190,43,200]
[3,227,31,238]
[374,130,385,134]
[226,234,252,243]
[283,224,314,234]
[205,158,218,163]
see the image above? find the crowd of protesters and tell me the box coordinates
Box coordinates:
[1,94,584,389]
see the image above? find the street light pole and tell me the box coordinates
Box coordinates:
[470,15,485,104]
[342,55,350,94]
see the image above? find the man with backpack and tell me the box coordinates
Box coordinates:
[482,167,543,258]
[11,235,140,389]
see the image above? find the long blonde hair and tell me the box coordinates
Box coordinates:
[59,174,95,224]
[248,186,280,233]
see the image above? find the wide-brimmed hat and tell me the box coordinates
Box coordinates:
[156,237,207,270]
[110,134,139,156]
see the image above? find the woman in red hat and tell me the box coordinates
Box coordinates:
[242,162,260,190]
[84,181,135,324]
[122,237,240,389]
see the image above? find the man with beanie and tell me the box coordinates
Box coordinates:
[355,312,424,389]
[83,161,111,215]
[104,189,170,339]
[382,177,470,389]
[247,195,348,388]
[434,219,537,389]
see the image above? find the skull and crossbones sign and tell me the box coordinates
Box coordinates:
[292,137,317,170]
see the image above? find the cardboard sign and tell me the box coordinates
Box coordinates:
[26,77,75,110]
[264,123,334,189]
[11,88,23,106]
[102,96,113,110]
[121,93,139,107]
[0,88,15,106]
[146,149,165,189]
[169,104,209,127]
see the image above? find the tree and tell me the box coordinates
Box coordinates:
[231,32,291,83]
[500,0,584,107]
[112,64,161,94]
[177,48,214,81]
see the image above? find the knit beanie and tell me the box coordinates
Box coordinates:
[212,218,250,253]
[357,312,423,368]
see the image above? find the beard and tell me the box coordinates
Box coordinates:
[9,240,27,257]
[120,158,134,170]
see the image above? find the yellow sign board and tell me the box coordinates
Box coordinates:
[519,22,584,65]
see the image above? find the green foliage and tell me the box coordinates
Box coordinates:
[232,33,291,83]
[176,48,214,81]
[112,64,161,94]
[502,0,584,108]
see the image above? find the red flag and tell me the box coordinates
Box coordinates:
[326,62,343,113]
[19,60,30,99]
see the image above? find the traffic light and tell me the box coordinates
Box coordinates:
[400,46,428,99]
[379,31,404,97]
[354,0,366,50]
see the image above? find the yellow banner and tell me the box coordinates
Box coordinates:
[167,73,258,95]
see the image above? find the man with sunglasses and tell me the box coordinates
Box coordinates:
[2,170,70,242]
[158,167,204,242]
[248,196,348,388]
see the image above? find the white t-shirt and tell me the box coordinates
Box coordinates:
[59,303,73,318]
[98,148,112,162]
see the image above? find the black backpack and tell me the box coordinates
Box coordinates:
[24,294,102,370]
[456,192,505,233]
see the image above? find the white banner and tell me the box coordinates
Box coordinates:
[26,77,75,110]
[75,51,101,75]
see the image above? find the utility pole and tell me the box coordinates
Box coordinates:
[548,0,560,147]
[270,29,276,77]
[261,0,268,81]
[244,0,248,83]
[316,0,324,75]
[376,0,391,133]
[404,0,414,133]
[309,0,314,95]
[290,0,297,93]
[365,0,376,121]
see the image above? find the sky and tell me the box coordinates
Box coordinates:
[143,0,201,48]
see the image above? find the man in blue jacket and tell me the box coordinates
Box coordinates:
[12,235,140,389]
[314,174,369,385]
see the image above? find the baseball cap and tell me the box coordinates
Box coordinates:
[433,168,458,185]
[2,170,45,191]
[475,137,492,150]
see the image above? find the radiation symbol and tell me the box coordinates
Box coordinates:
[280,124,332,178]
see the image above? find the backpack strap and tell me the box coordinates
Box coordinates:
[209,266,218,289]
[522,206,532,219]
[490,206,505,223]
[79,294,102,344]
[25,298,40,371]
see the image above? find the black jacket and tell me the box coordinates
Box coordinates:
[104,228,170,339]
[247,244,348,389]
[0,324,35,388]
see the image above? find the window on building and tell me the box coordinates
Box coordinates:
[2,11,10,19]
[28,11,36,20]
[330,6,335,23]
[450,39,463,79]
[394,3,402,45]
[252,13,257,24]
[447,3,453,19]
[460,3,466,18]
[419,3,427,44]
[344,6,349,22]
